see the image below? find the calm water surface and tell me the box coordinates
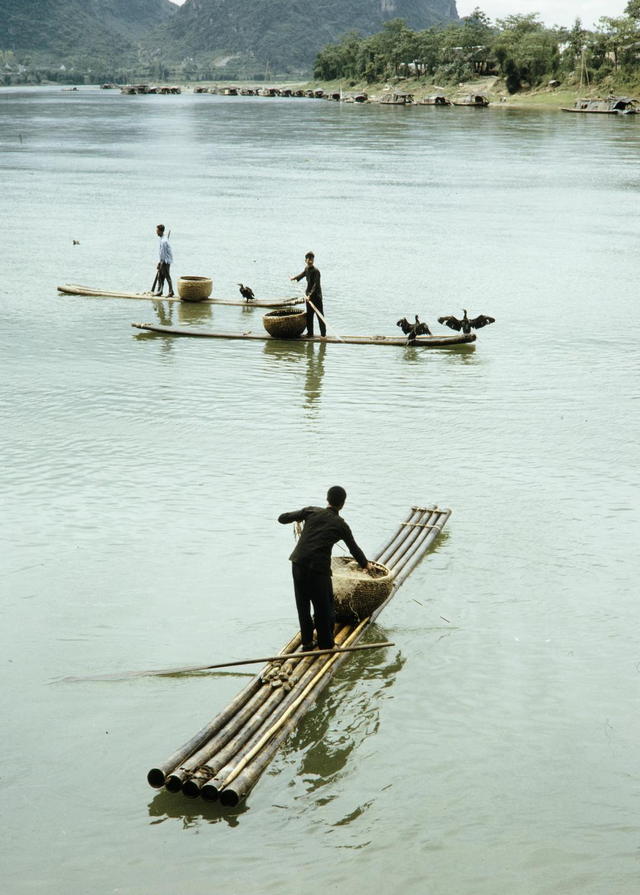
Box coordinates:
[1,87,639,895]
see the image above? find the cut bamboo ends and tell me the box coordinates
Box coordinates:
[146,504,451,806]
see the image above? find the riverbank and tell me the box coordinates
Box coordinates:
[303,74,640,109]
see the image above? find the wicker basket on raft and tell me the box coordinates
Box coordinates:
[331,556,394,624]
[177,276,213,302]
[262,308,307,339]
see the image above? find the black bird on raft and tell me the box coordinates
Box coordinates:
[396,315,432,343]
[238,283,255,301]
[438,310,495,334]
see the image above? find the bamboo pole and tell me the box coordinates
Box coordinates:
[391,509,451,590]
[217,622,368,794]
[389,507,441,571]
[376,506,425,566]
[218,622,382,806]
[146,632,301,788]
[164,685,274,793]
[392,509,448,579]
[218,663,340,807]
[197,626,355,800]
[371,507,415,563]
[185,645,333,799]
[386,507,439,574]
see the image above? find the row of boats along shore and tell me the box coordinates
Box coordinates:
[102,82,640,113]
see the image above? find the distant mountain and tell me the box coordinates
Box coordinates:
[0,0,177,57]
[148,0,460,73]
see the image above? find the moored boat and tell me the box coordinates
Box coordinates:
[561,96,639,114]
[420,93,451,106]
[380,91,414,105]
[452,93,490,107]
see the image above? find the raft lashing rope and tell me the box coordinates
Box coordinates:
[147,504,451,807]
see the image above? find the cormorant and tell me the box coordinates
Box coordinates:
[396,315,432,343]
[438,310,495,334]
[238,283,255,301]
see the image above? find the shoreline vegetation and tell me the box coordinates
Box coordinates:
[3,5,640,105]
[19,76,635,112]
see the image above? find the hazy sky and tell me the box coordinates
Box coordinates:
[455,2,625,28]
[169,1,629,30]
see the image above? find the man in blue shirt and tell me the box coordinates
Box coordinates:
[279,486,371,650]
[155,224,174,297]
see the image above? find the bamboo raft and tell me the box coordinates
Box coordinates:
[131,322,476,347]
[58,284,302,309]
[148,504,451,807]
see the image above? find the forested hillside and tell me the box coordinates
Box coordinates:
[147,0,459,75]
[0,0,176,58]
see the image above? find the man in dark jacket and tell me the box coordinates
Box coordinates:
[291,251,326,338]
[278,486,371,651]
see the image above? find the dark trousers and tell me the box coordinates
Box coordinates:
[306,296,326,337]
[157,262,174,295]
[291,562,335,649]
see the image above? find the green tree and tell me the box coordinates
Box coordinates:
[493,14,559,92]
[624,1,640,19]
[597,15,640,71]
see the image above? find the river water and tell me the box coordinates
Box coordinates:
[1,87,639,894]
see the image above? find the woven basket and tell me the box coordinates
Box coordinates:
[262,308,307,339]
[177,276,213,302]
[331,556,394,624]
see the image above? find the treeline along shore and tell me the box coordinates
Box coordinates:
[312,6,640,98]
[3,4,640,104]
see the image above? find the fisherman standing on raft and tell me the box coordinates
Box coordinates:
[279,487,372,651]
[155,224,174,297]
[291,251,326,338]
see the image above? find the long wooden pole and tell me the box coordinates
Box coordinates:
[69,641,392,684]
[290,278,345,344]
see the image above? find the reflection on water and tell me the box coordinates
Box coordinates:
[153,300,175,327]
[282,636,404,793]
[177,301,213,326]
[304,342,326,415]
[148,789,249,828]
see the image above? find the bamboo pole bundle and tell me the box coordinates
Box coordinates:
[184,649,327,800]
[165,684,274,793]
[215,623,368,805]
[198,626,355,802]
[146,632,301,788]
[391,509,451,591]
[218,654,354,807]
[371,507,415,563]
[376,506,425,566]
[383,507,439,571]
